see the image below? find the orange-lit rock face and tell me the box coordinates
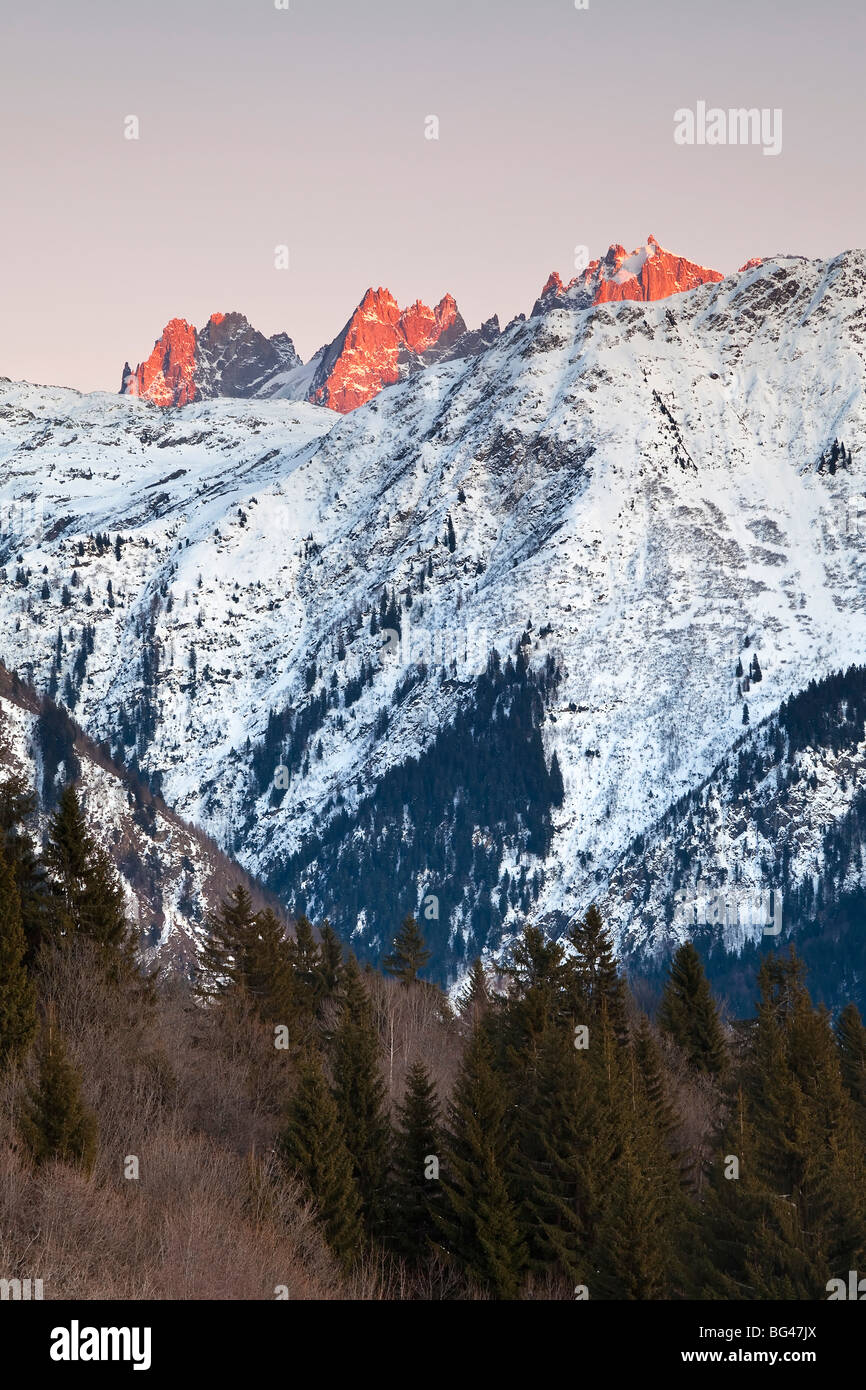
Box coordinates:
[123,318,199,406]
[739,257,764,272]
[535,236,723,315]
[312,288,462,413]
[121,312,302,406]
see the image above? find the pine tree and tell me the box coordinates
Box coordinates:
[700,952,866,1298]
[199,884,257,997]
[437,1024,527,1296]
[44,785,129,951]
[510,1021,606,1283]
[592,1009,684,1299]
[0,846,37,1070]
[331,955,390,1237]
[285,914,324,1031]
[278,1051,363,1272]
[241,906,295,1024]
[658,941,726,1075]
[200,888,293,1023]
[383,914,431,985]
[390,1061,442,1260]
[836,1003,866,1117]
[567,903,629,1042]
[19,1019,98,1172]
[0,770,50,965]
[458,957,490,1016]
[632,1013,679,1147]
[548,751,565,806]
[316,920,344,1001]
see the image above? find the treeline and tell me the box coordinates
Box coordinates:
[190,891,866,1298]
[270,647,565,974]
[3,781,865,1299]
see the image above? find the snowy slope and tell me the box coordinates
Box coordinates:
[1,247,865,978]
[0,667,269,971]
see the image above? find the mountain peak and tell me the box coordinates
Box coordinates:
[309,286,467,413]
[532,236,724,315]
[121,313,301,406]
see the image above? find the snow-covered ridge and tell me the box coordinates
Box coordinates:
[0,247,865,973]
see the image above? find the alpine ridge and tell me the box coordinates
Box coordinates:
[120,311,302,407]
[118,234,722,416]
[9,242,865,1008]
[532,234,723,315]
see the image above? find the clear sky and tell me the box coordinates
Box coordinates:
[0,0,862,392]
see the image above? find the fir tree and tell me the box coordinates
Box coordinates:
[658,941,726,1075]
[383,914,431,985]
[458,957,490,1016]
[510,1021,606,1283]
[19,1018,98,1172]
[200,888,293,1023]
[0,846,37,1070]
[278,1051,363,1272]
[632,1013,679,1147]
[389,1060,442,1260]
[836,1003,866,1137]
[43,784,134,972]
[316,920,344,1002]
[0,770,50,965]
[331,955,390,1236]
[437,1024,527,1296]
[285,914,324,1031]
[567,903,629,1042]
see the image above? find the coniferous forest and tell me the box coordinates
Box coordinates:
[2,776,865,1303]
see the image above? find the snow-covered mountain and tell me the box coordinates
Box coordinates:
[531,233,722,314]
[119,290,499,413]
[4,242,866,999]
[0,663,271,971]
[120,312,303,406]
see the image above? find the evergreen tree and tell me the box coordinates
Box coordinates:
[497,924,574,1058]
[44,785,131,957]
[567,903,629,1042]
[200,888,293,1024]
[331,955,390,1237]
[437,1024,527,1296]
[389,1060,442,1260]
[19,1019,98,1172]
[592,1008,685,1299]
[632,1013,679,1147]
[278,1051,363,1272]
[383,914,431,985]
[658,941,726,1075]
[458,957,490,1016]
[285,914,324,1031]
[510,1021,606,1284]
[836,1003,866,1114]
[316,920,344,1001]
[0,846,37,1070]
[0,771,50,965]
[701,953,866,1297]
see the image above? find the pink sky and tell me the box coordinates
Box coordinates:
[0,0,862,393]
